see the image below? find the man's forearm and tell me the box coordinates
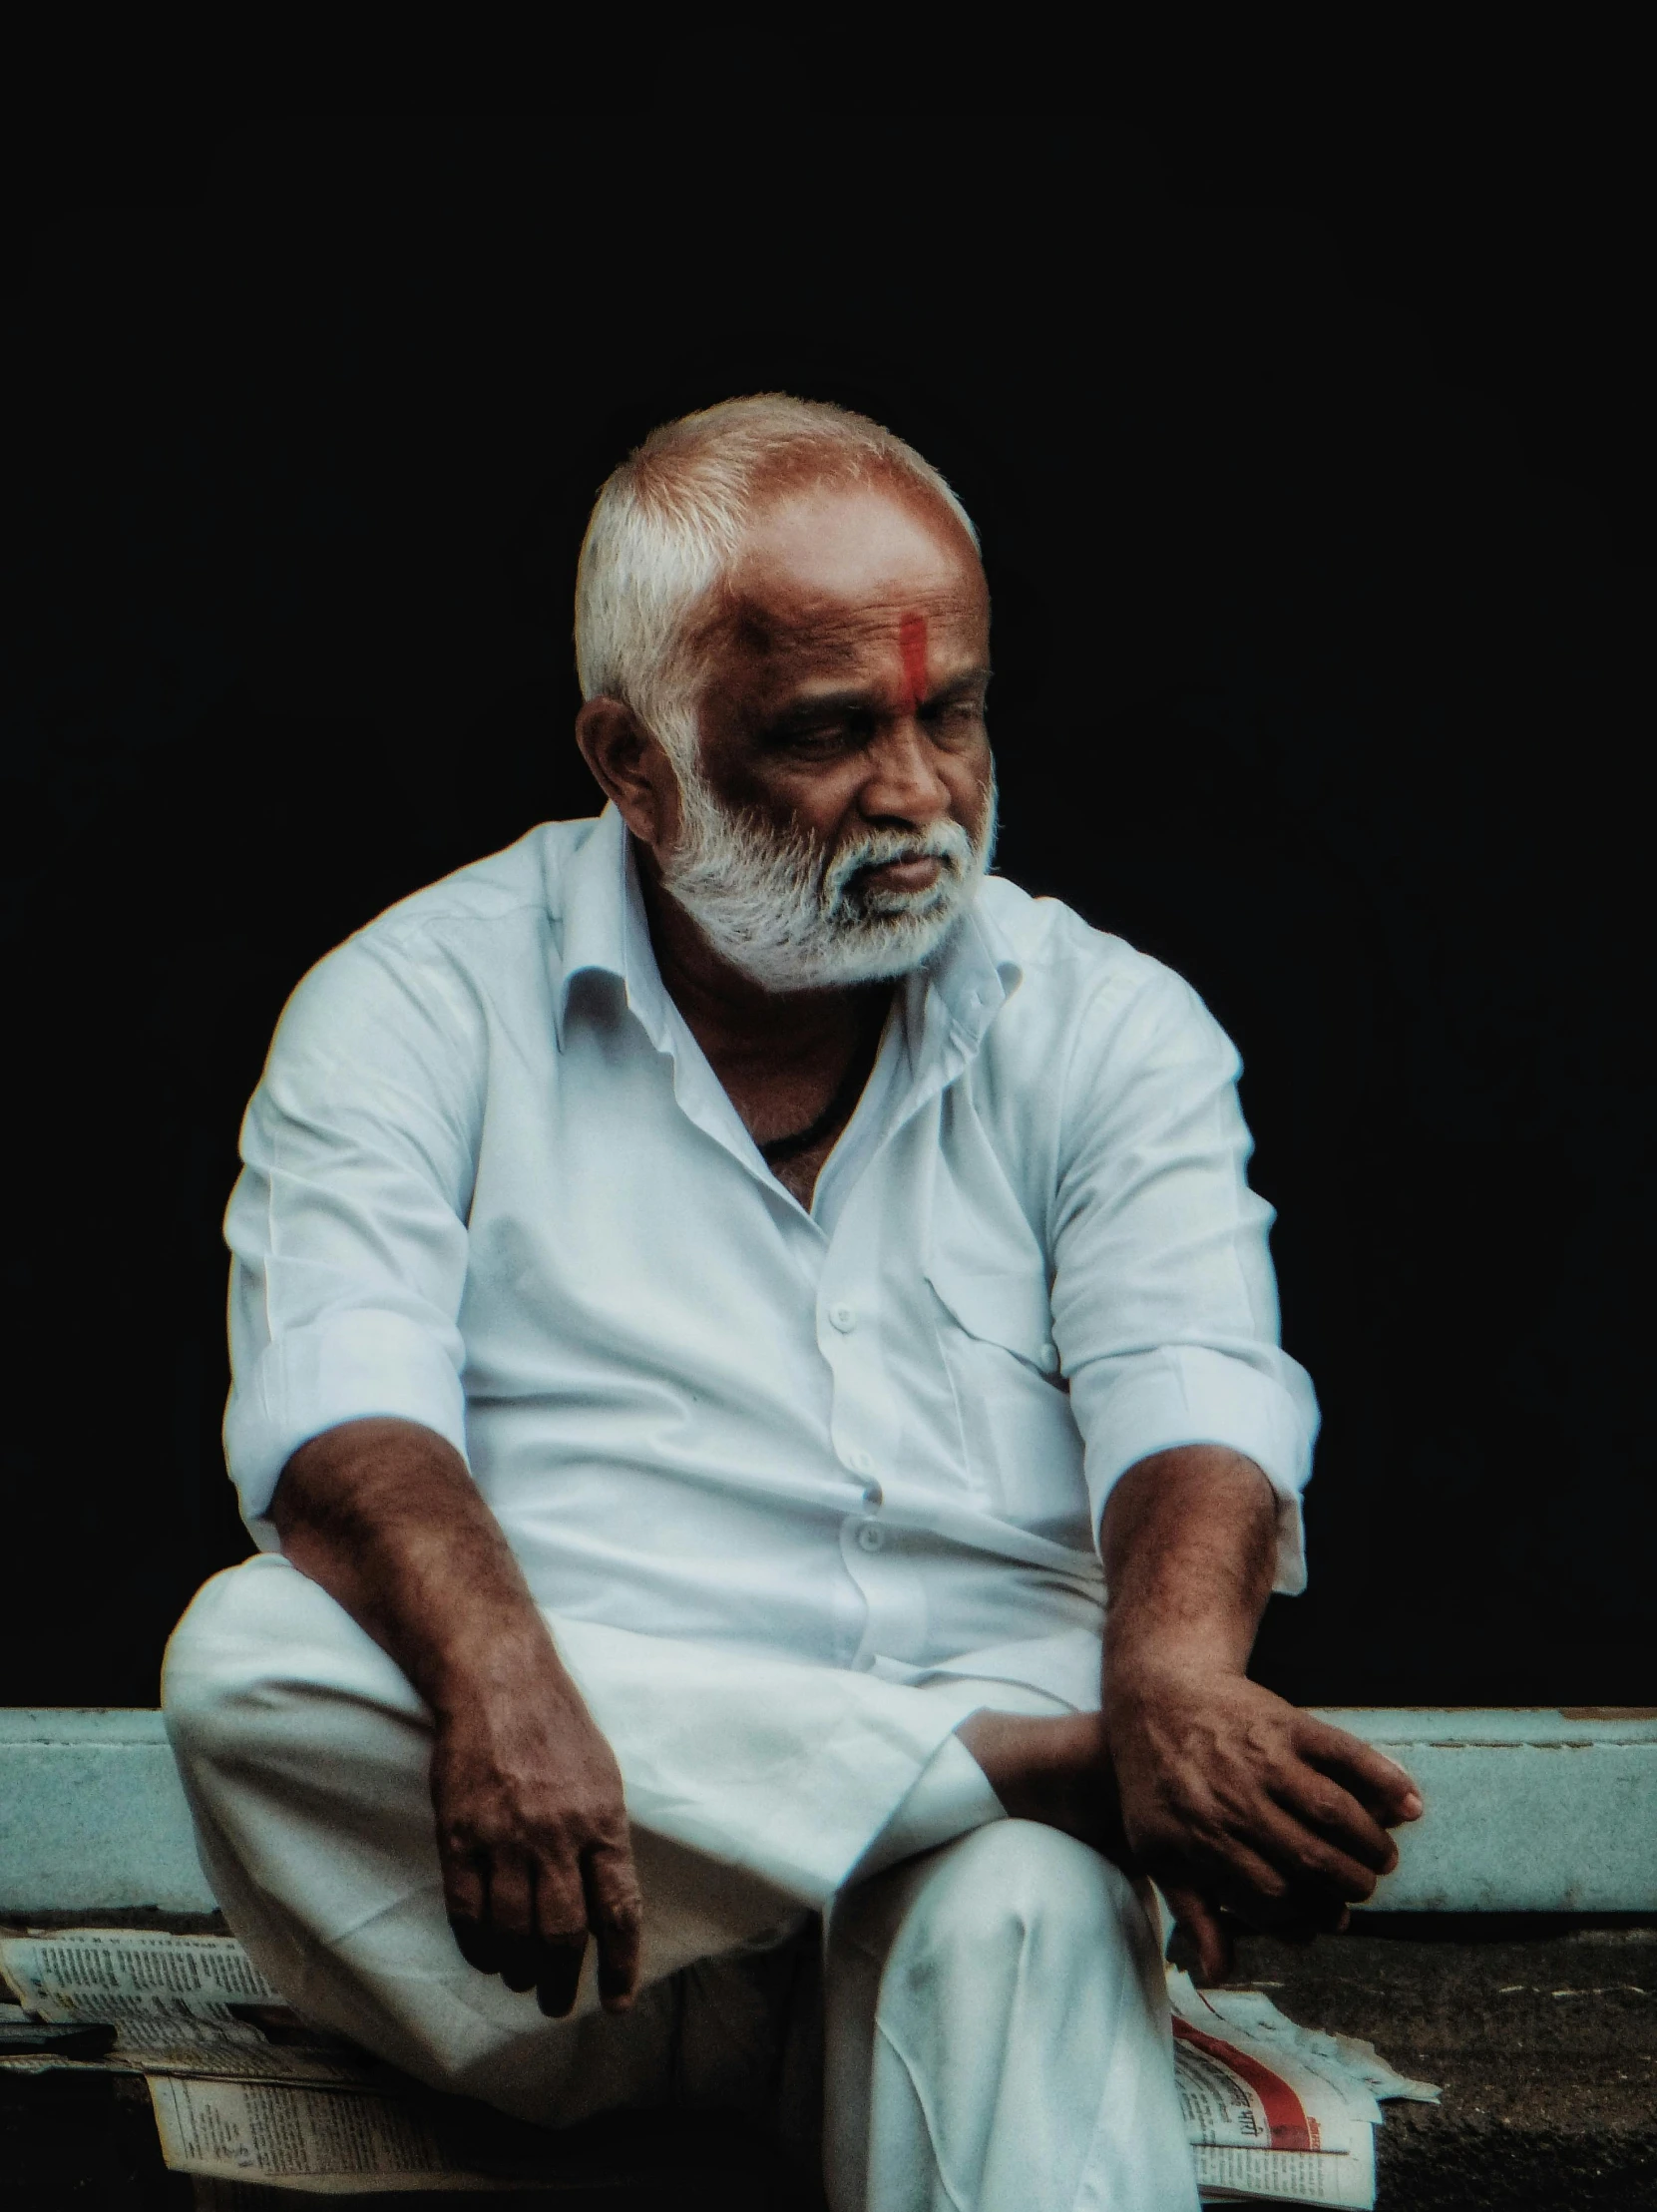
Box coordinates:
[270,1417,561,1717]
[1098,1444,1419,1978]
[958,1448,1278,1869]
[270,1416,644,2015]
[1100,1444,1279,1690]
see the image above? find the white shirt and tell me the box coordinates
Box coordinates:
[224,805,1318,1712]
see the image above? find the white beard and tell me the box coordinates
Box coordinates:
[658,756,998,993]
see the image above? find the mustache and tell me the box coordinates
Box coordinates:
[821,819,980,916]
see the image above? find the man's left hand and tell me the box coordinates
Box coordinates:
[1098,1445,1423,1983]
[1104,1658,1422,1980]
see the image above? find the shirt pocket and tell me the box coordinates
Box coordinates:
[922,1261,1060,1378]
[922,1255,1090,1545]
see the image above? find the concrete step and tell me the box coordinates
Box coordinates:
[1233,1918,1657,2210]
[5,1708,1656,1915]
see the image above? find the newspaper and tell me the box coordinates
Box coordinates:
[1174,2017,1363,2151]
[1177,1978,1441,2107]
[148,2075,544,2194]
[1,1926,1438,2202]
[1193,2130,1376,2208]
[1173,2024,1371,2203]
[0,1929,570,2192]
[1168,1970,1438,2208]
[0,1927,374,2083]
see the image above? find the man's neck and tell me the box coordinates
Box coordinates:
[634,841,883,1078]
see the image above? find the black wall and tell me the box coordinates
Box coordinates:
[3,111,1649,1708]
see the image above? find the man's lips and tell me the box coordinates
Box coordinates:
[860,856,943,893]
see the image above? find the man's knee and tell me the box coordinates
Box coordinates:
[163,1554,424,1783]
[163,1563,280,1771]
[898,1818,1142,1971]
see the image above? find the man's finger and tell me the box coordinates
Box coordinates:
[1162,1831,1324,1939]
[1196,1837,1303,1927]
[1296,1719,1424,1825]
[532,1856,591,2019]
[1244,1797,1388,1907]
[487,1855,541,1993]
[1161,1884,1232,1985]
[1269,1766,1400,1878]
[583,1841,643,2012]
[443,1854,494,1974]
[1271,1771,1400,1882]
[533,1944,587,2018]
[1178,1830,1349,1939]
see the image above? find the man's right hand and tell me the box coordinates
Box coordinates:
[270,1419,643,2017]
[430,1632,642,2017]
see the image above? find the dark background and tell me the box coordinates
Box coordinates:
[2,109,1649,1709]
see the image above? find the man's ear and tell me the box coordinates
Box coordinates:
[575,697,681,854]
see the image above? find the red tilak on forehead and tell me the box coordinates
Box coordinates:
[898,613,929,710]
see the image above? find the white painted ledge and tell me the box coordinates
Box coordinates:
[1,1708,1654,1915]
[1318,1707,1657,1913]
[0,1709,213,1912]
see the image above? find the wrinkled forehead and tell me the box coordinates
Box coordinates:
[711,478,988,671]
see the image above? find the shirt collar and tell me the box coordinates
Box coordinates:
[553,804,674,1051]
[554,801,1023,1071]
[919,886,1022,1053]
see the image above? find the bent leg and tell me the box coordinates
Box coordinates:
[826,1821,1199,2212]
[164,1560,766,2121]
[162,1554,1000,2128]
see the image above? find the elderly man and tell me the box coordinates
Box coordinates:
[164,396,1420,2211]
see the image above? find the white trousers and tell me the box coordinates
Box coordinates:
[163,1556,1198,2212]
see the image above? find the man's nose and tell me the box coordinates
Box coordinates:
[857,721,954,827]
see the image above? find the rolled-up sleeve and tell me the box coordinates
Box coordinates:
[222,930,484,1541]
[1049,960,1319,1592]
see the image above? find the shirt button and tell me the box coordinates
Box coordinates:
[856,1521,886,1554]
[829,1301,858,1333]
[1037,1343,1060,1374]
[845,1446,874,1475]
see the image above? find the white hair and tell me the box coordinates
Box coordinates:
[574,394,980,769]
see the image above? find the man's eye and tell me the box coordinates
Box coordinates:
[924,699,985,732]
[776,720,856,752]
